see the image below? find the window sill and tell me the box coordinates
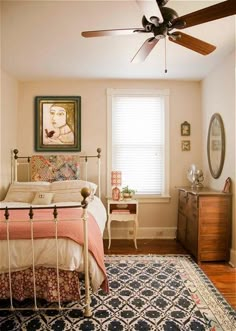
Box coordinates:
[135,195,171,204]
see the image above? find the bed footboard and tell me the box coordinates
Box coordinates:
[0,188,94,316]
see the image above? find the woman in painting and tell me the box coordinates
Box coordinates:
[44,103,75,145]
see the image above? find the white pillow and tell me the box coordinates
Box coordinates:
[51,180,97,203]
[51,180,97,193]
[32,192,54,205]
[11,181,51,187]
[4,182,51,203]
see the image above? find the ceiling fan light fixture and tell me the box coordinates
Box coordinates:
[150,16,160,27]
[155,34,166,40]
[157,0,169,7]
[169,33,181,41]
[142,15,153,32]
[169,20,186,30]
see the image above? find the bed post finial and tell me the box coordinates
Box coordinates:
[4,207,9,220]
[13,149,19,160]
[97,148,101,158]
[29,206,34,220]
[81,187,91,209]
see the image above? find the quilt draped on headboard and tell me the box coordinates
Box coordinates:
[31,155,80,182]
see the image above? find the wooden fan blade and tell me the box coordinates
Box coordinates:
[169,32,216,55]
[136,0,163,23]
[131,37,159,63]
[81,28,142,38]
[172,0,236,29]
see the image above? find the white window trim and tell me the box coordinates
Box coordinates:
[107,88,170,202]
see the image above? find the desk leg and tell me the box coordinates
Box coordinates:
[134,217,138,249]
[107,218,112,249]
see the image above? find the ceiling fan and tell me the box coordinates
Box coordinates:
[81,0,236,63]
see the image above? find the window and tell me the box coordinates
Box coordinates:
[107,88,170,199]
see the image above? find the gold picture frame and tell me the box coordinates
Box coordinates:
[35,96,81,152]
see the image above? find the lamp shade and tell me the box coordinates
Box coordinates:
[111,171,122,186]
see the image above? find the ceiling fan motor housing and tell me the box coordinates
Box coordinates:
[160,7,179,25]
[151,7,179,38]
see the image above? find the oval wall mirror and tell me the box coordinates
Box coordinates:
[207,113,225,179]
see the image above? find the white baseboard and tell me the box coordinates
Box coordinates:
[103,226,177,240]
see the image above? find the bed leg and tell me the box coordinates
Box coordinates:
[83,213,93,318]
[81,187,93,318]
[84,302,92,318]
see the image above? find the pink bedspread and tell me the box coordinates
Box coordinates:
[0,207,108,292]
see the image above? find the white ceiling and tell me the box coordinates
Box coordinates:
[1,0,235,81]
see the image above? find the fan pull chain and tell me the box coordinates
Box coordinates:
[165,38,167,74]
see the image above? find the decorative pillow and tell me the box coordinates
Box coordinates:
[4,191,35,203]
[4,182,51,203]
[32,192,54,205]
[51,180,97,203]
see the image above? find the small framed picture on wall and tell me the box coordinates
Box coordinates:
[181,121,191,136]
[181,140,191,151]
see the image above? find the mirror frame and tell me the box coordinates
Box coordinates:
[207,113,225,179]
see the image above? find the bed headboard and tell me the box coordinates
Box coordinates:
[11,148,102,198]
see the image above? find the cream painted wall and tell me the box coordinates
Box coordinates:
[17,79,202,238]
[201,51,235,266]
[0,69,18,199]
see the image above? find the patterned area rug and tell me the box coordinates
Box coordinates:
[0,255,235,331]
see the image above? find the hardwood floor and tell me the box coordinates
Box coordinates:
[103,239,236,310]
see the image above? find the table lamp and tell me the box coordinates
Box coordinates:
[111,171,122,201]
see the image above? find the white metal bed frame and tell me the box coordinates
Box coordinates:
[0,148,102,317]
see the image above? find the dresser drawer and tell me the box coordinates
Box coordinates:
[200,251,227,262]
[200,224,226,235]
[178,191,197,213]
[200,236,226,250]
[199,197,230,218]
[178,190,187,211]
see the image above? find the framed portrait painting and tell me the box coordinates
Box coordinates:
[35,96,81,152]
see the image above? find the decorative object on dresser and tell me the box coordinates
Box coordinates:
[181,121,191,136]
[111,171,122,201]
[222,177,231,193]
[207,113,225,179]
[107,199,138,249]
[187,164,204,188]
[177,187,232,263]
[35,96,81,152]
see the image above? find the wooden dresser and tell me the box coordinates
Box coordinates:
[177,187,232,262]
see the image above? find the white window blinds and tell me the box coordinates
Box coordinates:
[108,89,169,196]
